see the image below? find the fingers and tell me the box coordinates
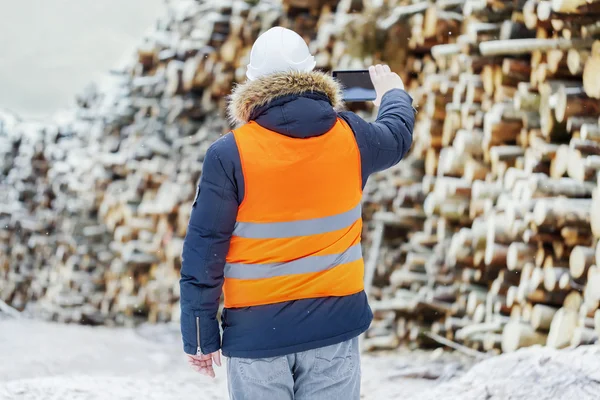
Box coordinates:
[197,366,215,378]
[188,353,212,361]
[187,352,221,378]
[369,64,392,77]
[189,358,212,368]
[188,359,216,378]
[213,351,222,367]
[368,65,376,80]
[205,366,216,378]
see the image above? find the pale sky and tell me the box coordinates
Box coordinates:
[0,0,165,120]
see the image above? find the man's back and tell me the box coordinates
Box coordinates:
[180,24,414,400]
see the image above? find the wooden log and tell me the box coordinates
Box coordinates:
[555,85,600,123]
[453,128,483,155]
[550,145,570,178]
[515,83,541,111]
[527,287,567,307]
[489,145,525,170]
[547,307,579,348]
[561,226,594,247]
[537,0,554,20]
[581,123,600,142]
[593,185,600,237]
[569,138,600,155]
[456,321,504,342]
[540,114,568,147]
[425,148,439,176]
[523,0,542,29]
[484,242,508,269]
[473,303,486,323]
[595,240,600,268]
[582,21,600,38]
[551,0,600,14]
[567,149,598,182]
[138,44,158,72]
[567,49,590,76]
[567,117,599,133]
[543,263,570,292]
[507,242,538,271]
[484,117,523,148]
[362,333,400,351]
[530,175,595,198]
[466,290,487,316]
[479,38,595,56]
[564,291,584,311]
[570,245,596,279]
[510,303,523,321]
[165,60,184,97]
[389,269,429,288]
[500,20,536,40]
[570,326,598,346]
[583,53,600,99]
[530,304,558,331]
[521,302,534,323]
[501,321,547,352]
[547,50,569,75]
[558,271,582,291]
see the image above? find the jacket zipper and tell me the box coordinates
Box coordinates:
[196,316,201,355]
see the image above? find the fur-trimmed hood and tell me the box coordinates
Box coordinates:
[227,71,345,127]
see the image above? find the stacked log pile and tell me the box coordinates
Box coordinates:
[1,0,284,325]
[360,0,600,354]
[2,0,600,358]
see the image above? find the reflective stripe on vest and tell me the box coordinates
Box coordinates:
[225,243,363,279]
[223,118,365,308]
[232,203,362,239]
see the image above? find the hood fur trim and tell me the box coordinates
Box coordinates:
[227,71,345,126]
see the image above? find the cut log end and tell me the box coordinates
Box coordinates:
[502,322,547,353]
[583,55,600,99]
[530,304,558,331]
[569,246,595,279]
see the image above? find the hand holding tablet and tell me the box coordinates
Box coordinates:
[332,64,404,107]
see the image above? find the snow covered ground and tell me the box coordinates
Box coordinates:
[3,315,599,400]
[0,317,468,400]
[0,0,165,120]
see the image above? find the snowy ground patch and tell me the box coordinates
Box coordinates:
[0,318,467,400]
[416,345,600,400]
[5,316,597,399]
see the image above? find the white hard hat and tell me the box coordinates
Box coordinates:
[246,27,316,81]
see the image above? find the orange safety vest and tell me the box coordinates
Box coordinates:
[223,118,365,308]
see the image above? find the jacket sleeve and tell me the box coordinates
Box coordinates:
[339,89,415,183]
[179,136,239,355]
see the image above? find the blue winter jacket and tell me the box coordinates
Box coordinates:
[180,71,415,358]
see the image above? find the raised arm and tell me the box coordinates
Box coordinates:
[339,65,415,183]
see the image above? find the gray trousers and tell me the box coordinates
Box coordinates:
[227,337,360,400]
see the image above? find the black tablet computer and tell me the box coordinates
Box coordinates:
[332,70,377,102]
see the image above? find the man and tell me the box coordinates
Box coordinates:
[180,26,414,399]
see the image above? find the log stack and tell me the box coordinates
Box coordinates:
[360,0,600,353]
[0,0,285,325]
[2,0,600,356]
